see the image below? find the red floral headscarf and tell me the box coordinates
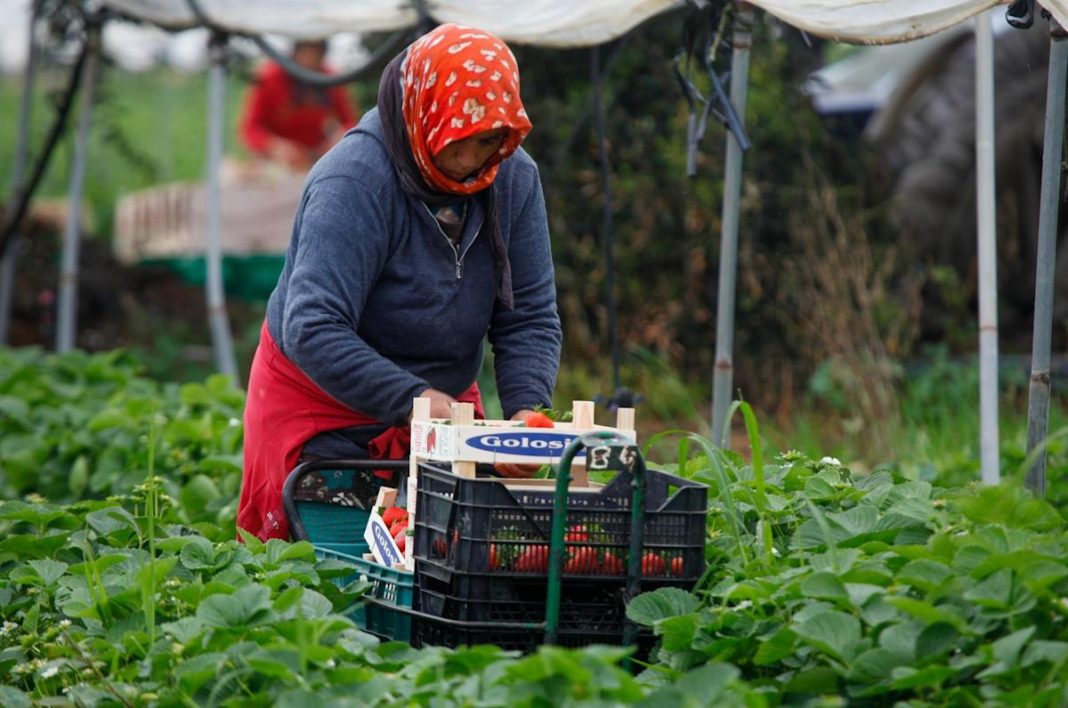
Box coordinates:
[401,24,533,195]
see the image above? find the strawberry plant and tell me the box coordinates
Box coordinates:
[630,406,1068,706]
[0,348,243,540]
[1,349,1066,705]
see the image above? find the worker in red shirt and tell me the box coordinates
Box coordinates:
[240,39,359,171]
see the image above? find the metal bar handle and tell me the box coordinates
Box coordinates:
[544,431,646,645]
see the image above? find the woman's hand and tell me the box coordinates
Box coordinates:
[416,387,458,419]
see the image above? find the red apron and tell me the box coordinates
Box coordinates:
[237,321,483,540]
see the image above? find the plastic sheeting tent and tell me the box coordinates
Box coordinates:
[6,0,1065,489]
[100,0,1068,46]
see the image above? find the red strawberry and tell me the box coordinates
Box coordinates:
[641,552,666,577]
[389,519,407,537]
[600,551,625,576]
[563,547,598,575]
[382,506,407,526]
[565,525,589,543]
[669,556,684,577]
[514,545,548,573]
[524,412,555,428]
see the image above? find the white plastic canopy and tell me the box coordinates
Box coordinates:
[6,0,1063,492]
[99,0,1068,47]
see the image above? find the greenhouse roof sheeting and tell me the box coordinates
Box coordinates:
[101,0,1068,47]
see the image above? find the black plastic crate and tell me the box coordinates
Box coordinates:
[416,569,629,627]
[412,611,660,654]
[414,618,543,651]
[413,462,707,582]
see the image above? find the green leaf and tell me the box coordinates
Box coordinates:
[264,539,316,565]
[642,663,742,705]
[196,583,273,628]
[963,568,1012,609]
[889,664,957,690]
[180,474,222,511]
[800,572,849,601]
[273,586,304,614]
[176,652,229,693]
[64,685,114,706]
[848,648,900,682]
[844,583,884,608]
[803,476,838,499]
[754,628,797,665]
[0,501,73,527]
[794,610,861,663]
[162,617,206,644]
[916,622,959,662]
[247,655,298,680]
[296,589,333,619]
[87,408,130,431]
[86,506,139,536]
[992,626,1036,668]
[879,622,920,663]
[237,528,264,552]
[626,587,700,626]
[657,613,700,652]
[0,395,30,423]
[0,532,73,558]
[1016,560,1068,593]
[1020,640,1068,669]
[860,597,898,627]
[136,556,177,589]
[0,686,33,708]
[897,559,952,593]
[180,537,217,570]
[68,455,90,498]
[27,559,68,586]
[784,666,840,695]
[886,597,968,633]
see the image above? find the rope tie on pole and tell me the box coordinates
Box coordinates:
[674,0,750,179]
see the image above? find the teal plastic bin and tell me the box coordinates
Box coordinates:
[315,545,415,642]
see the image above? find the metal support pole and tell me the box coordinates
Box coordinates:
[711,4,753,448]
[974,11,1000,485]
[55,23,101,353]
[205,32,239,382]
[592,45,621,393]
[1,0,41,344]
[1025,24,1068,495]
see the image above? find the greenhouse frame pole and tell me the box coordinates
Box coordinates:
[1025,23,1068,495]
[205,32,239,382]
[55,23,101,353]
[711,3,753,448]
[0,0,40,344]
[974,11,1000,485]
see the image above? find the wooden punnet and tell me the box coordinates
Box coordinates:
[400,399,636,566]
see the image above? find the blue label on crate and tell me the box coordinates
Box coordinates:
[467,432,585,457]
[370,521,402,567]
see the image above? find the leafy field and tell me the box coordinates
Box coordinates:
[1,347,1067,706]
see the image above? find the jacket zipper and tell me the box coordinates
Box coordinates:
[421,203,482,280]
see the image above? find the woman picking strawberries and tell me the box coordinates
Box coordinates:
[238,24,562,541]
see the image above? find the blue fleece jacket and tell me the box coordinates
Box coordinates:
[265,108,562,428]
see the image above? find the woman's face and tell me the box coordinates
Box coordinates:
[431,128,509,183]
